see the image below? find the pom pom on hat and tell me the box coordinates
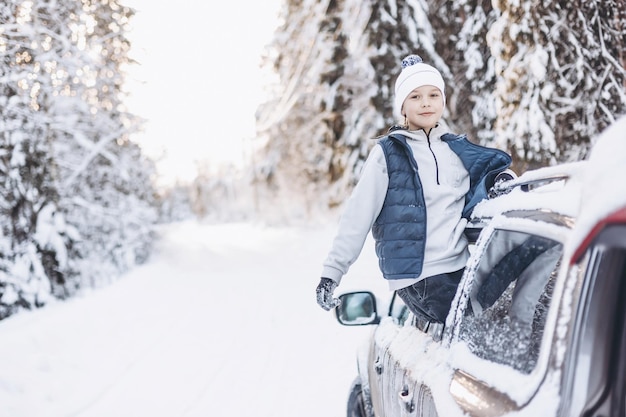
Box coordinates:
[393,54,446,120]
[401,54,424,68]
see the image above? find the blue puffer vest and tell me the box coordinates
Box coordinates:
[372,132,512,280]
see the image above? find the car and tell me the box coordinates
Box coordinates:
[334,117,626,417]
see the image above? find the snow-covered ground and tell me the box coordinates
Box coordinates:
[0,220,388,417]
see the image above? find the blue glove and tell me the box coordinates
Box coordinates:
[316,277,341,311]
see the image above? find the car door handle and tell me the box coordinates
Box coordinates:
[374,357,383,375]
[399,386,415,413]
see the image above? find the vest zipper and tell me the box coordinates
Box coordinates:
[425,130,441,185]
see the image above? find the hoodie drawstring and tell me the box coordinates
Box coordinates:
[425,130,440,185]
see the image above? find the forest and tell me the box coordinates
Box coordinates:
[0,1,156,319]
[0,0,625,320]
[243,0,626,221]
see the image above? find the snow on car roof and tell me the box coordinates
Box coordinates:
[472,161,587,222]
[565,114,626,259]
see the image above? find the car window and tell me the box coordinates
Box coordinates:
[458,229,563,374]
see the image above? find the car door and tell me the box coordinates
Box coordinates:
[368,292,410,417]
[369,211,570,417]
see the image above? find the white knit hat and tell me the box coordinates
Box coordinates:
[393,54,446,120]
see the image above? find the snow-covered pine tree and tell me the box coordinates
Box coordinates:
[254,0,626,220]
[0,0,74,317]
[446,0,500,144]
[488,0,626,170]
[50,0,157,287]
[256,0,454,215]
[255,0,361,218]
[0,0,157,318]
[302,0,386,210]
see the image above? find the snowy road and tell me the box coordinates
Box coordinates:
[0,221,386,417]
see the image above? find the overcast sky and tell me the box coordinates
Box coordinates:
[125,0,281,185]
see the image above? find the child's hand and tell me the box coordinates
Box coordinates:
[316,277,341,310]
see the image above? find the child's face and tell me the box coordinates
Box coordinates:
[402,85,444,131]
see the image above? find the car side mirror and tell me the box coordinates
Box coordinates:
[335,291,380,326]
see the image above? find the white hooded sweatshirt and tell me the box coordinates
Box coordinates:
[321,124,471,291]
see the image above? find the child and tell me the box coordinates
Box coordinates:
[316,54,512,324]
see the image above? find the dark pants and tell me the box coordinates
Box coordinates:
[396,269,464,324]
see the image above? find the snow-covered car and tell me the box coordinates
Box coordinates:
[335,118,626,417]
